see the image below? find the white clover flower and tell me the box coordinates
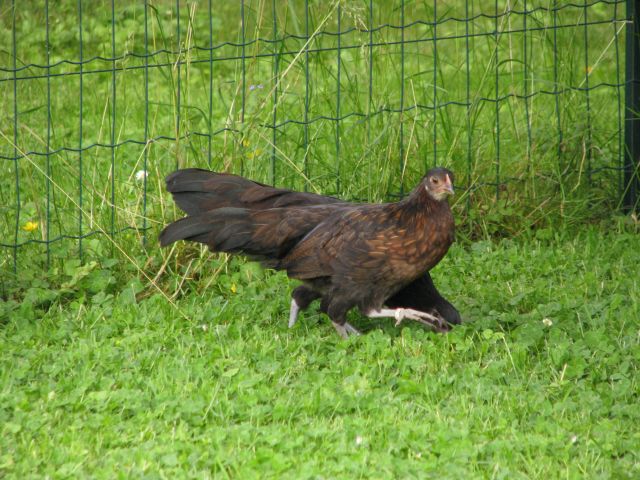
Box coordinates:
[135,170,148,181]
[542,318,553,327]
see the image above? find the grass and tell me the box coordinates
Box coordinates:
[1,228,639,478]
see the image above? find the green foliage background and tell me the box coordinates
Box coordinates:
[0,0,630,274]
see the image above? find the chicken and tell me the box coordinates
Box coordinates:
[160,168,457,337]
[161,169,461,327]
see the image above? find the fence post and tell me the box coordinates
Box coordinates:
[624,0,640,211]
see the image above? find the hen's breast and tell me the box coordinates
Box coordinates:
[369,206,455,282]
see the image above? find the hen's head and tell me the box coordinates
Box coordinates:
[424,167,455,201]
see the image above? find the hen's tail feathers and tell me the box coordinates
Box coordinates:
[159,207,254,251]
[165,168,344,215]
[161,169,351,262]
[160,204,344,264]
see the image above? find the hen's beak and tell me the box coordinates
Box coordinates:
[440,174,455,196]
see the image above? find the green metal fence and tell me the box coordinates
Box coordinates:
[0,0,637,277]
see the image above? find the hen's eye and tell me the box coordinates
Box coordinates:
[432,178,439,184]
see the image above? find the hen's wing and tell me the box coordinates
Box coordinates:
[280,206,401,283]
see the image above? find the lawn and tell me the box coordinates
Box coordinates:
[1,228,639,478]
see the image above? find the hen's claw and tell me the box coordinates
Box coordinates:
[367,307,450,332]
[399,308,450,332]
[332,322,361,339]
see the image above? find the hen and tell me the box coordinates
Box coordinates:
[161,168,461,326]
[160,168,458,337]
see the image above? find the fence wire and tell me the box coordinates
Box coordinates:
[0,0,637,276]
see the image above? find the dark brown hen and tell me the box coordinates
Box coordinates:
[163,168,461,327]
[160,168,457,337]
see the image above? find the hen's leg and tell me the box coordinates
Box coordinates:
[322,296,361,339]
[288,300,301,328]
[385,273,462,325]
[288,286,321,328]
[366,307,450,332]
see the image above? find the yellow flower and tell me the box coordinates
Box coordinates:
[230,283,237,294]
[247,148,263,159]
[242,139,250,148]
[585,66,593,75]
[22,221,38,232]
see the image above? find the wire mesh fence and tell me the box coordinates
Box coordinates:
[0,0,637,276]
